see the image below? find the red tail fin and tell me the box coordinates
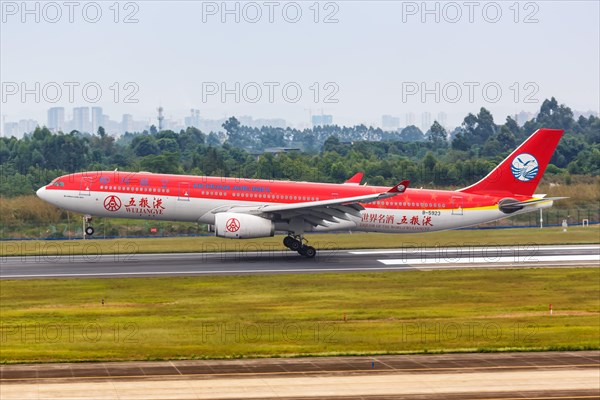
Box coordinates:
[459,128,564,197]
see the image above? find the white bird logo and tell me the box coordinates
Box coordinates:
[511,153,539,182]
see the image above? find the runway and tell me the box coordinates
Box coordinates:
[1,244,598,279]
[1,351,598,399]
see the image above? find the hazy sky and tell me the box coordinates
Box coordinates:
[1,0,599,128]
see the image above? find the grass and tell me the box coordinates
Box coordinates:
[0,268,598,363]
[2,225,598,257]
[537,180,600,208]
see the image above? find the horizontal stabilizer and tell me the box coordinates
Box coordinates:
[499,197,568,213]
[388,180,410,194]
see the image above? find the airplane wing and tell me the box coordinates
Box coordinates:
[214,180,409,227]
[343,172,364,185]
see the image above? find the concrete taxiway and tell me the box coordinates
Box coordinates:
[1,351,599,399]
[1,244,598,279]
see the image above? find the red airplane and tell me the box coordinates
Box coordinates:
[37,128,565,258]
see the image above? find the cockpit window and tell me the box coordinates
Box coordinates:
[52,181,65,187]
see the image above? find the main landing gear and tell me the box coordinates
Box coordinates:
[283,235,316,258]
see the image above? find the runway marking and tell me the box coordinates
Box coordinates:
[378,254,600,266]
[350,245,600,255]
[3,245,598,262]
[2,363,598,382]
[3,263,599,279]
[0,267,417,279]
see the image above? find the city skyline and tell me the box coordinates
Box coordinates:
[3,104,598,139]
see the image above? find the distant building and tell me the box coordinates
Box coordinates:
[405,112,416,126]
[255,118,286,128]
[3,122,19,137]
[264,147,301,154]
[239,115,286,129]
[573,110,599,119]
[421,112,432,131]
[91,107,104,134]
[122,114,134,133]
[47,107,65,132]
[3,119,38,138]
[160,118,185,132]
[311,114,333,126]
[99,115,122,136]
[516,111,533,126]
[157,107,164,131]
[20,119,38,133]
[252,147,301,161]
[72,107,90,132]
[436,112,448,128]
[185,109,201,128]
[199,118,227,133]
[382,115,400,130]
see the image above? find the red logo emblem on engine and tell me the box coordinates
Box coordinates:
[104,195,122,212]
[225,217,240,232]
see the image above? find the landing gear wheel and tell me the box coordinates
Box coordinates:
[85,226,95,236]
[283,236,295,249]
[286,233,316,257]
[289,239,302,252]
[304,246,316,258]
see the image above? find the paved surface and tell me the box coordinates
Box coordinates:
[1,352,599,399]
[1,244,598,279]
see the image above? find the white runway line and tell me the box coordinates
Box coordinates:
[351,244,600,255]
[378,254,600,265]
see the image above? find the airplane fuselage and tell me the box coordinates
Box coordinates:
[37,171,551,234]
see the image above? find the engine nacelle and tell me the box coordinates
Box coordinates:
[214,212,274,239]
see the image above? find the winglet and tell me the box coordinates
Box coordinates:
[344,172,364,185]
[389,180,410,194]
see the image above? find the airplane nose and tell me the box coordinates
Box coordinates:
[36,186,47,200]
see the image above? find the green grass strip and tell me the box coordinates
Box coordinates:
[2,226,599,257]
[1,268,598,363]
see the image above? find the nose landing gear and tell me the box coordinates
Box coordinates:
[283,234,316,258]
[83,216,94,237]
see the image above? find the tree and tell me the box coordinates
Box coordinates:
[140,151,180,174]
[207,132,220,146]
[132,136,160,157]
[524,97,574,133]
[422,152,437,182]
[495,125,516,152]
[427,121,447,147]
[451,131,470,151]
[399,125,424,142]
[323,135,341,152]
[222,117,240,136]
[460,108,496,146]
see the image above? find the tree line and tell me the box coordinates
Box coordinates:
[0,97,598,197]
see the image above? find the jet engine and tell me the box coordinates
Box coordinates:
[214,212,275,239]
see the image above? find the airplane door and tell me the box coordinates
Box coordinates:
[178,182,190,201]
[79,177,92,196]
[451,196,463,215]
